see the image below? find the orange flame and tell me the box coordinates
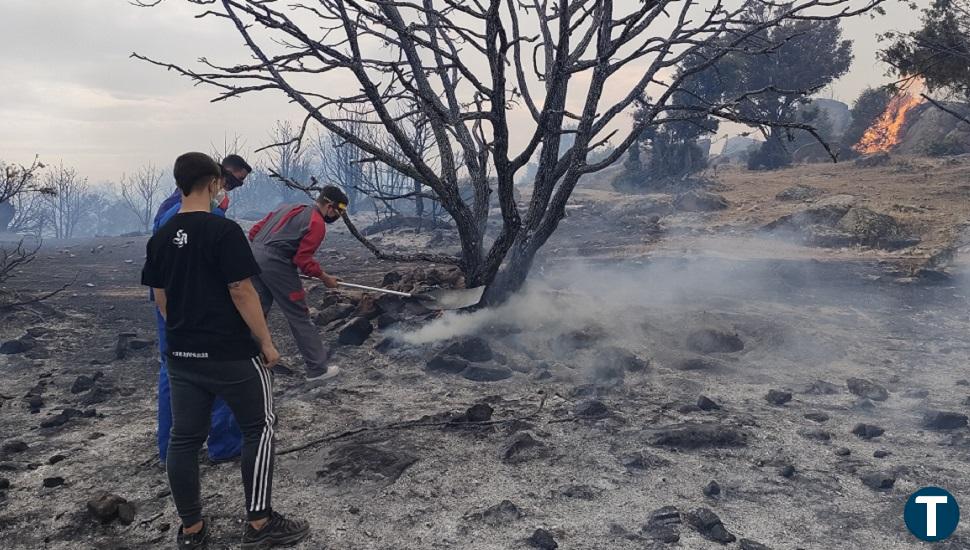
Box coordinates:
[853,80,926,155]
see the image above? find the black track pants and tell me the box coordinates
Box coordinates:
[166,356,276,525]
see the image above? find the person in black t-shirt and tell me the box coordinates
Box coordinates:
[142,152,310,549]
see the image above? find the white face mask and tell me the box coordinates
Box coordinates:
[210,187,226,211]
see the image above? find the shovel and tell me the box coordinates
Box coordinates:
[300,275,485,311]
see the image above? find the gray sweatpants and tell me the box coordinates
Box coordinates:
[252,251,328,373]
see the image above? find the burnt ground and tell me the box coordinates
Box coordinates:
[4,159,970,549]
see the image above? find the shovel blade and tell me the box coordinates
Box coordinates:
[419,286,485,310]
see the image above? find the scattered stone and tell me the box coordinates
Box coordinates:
[804,412,830,423]
[776,185,823,202]
[573,399,609,419]
[337,317,373,346]
[778,465,796,478]
[502,432,544,462]
[43,476,65,488]
[468,500,523,526]
[846,378,889,401]
[313,303,355,327]
[686,329,744,353]
[2,441,28,454]
[685,507,736,544]
[452,403,494,424]
[462,365,513,382]
[922,410,968,431]
[648,423,747,449]
[40,413,71,429]
[426,354,470,374]
[87,493,128,522]
[114,333,136,360]
[27,395,44,413]
[128,339,152,351]
[70,375,96,394]
[855,152,891,168]
[117,502,136,525]
[0,339,32,355]
[765,390,792,406]
[376,313,400,329]
[671,356,725,372]
[48,454,66,465]
[315,444,418,485]
[697,395,721,411]
[852,423,885,439]
[852,398,877,411]
[836,207,918,249]
[703,480,721,497]
[0,478,8,490]
[80,386,112,406]
[643,506,681,543]
[442,337,493,362]
[902,388,930,399]
[874,450,891,458]
[678,404,701,414]
[802,380,840,395]
[622,451,672,471]
[835,447,851,457]
[860,472,895,491]
[740,539,773,550]
[527,528,558,549]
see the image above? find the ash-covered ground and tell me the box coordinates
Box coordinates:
[4,167,970,549]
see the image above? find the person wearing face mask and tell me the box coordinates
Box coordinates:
[149,153,251,465]
[247,185,349,381]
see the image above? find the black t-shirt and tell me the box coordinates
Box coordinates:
[141,211,261,361]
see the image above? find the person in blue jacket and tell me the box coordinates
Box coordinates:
[152,154,253,463]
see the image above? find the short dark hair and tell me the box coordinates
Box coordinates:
[317,185,350,208]
[173,153,221,196]
[222,154,252,174]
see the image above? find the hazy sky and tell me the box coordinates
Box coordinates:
[0,0,921,184]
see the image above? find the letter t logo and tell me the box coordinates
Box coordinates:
[916,496,949,537]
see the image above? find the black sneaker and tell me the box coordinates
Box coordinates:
[241,511,310,548]
[177,519,209,549]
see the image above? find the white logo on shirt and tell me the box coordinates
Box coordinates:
[173,229,188,248]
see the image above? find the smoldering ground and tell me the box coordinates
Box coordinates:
[4,232,970,549]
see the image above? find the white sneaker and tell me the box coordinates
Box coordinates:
[305,365,340,381]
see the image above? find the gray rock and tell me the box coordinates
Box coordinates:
[527,528,558,549]
[740,539,773,550]
[0,478,8,490]
[596,346,649,373]
[574,400,609,419]
[43,476,64,488]
[2,440,28,454]
[685,507,736,544]
[561,485,596,500]
[703,480,720,497]
[622,451,672,471]
[502,432,544,462]
[648,423,746,449]
[87,493,127,523]
[697,395,721,411]
[468,500,523,526]
[686,329,744,353]
[860,472,895,491]
[779,465,796,478]
[461,365,513,382]
[117,502,136,525]
[923,410,968,430]
[426,354,469,374]
[846,377,889,401]
[316,444,417,485]
[765,390,792,406]
[802,380,840,395]
[902,388,930,399]
[835,447,851,456]
[852,423,885,439]
[642,506,681,543]
[442,337,493,362]
[452,404,494,424]
[874,450,891,458]
[0,339,32,355]
[70,375,96,395]
[776,185,823,202]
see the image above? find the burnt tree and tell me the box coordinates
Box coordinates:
[120,164,164,233]
[134,0,883,303]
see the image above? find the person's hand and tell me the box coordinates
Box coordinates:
[320,273,340,289]
[260,342,280,369]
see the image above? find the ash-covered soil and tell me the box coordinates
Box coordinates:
[4,172,970,549]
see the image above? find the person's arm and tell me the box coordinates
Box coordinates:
[154,288,168,320]
[248,210,274,242]
[293,210,338,287]
[228,278,279,368]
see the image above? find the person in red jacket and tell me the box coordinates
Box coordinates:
[248,186,348,380]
